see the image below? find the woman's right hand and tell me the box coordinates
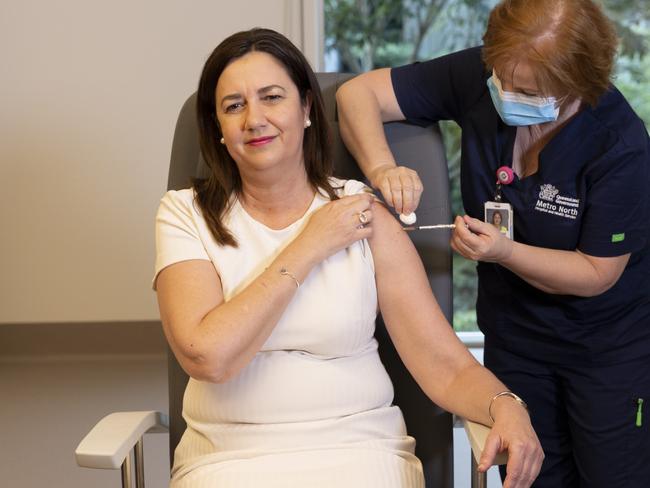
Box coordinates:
[296,193,375,263]
[369,164,423,215]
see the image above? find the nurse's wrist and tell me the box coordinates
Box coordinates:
[495,236,515,264]
[368,162,397,186]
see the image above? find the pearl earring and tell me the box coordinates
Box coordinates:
[305,119,311,128]
[220,137,225,144]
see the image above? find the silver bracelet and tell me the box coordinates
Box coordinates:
[279,267,300,289]
[489,391,528,423]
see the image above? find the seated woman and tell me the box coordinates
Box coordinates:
[154,28,542,488]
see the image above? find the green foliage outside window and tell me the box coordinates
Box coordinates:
[325,0,650,331]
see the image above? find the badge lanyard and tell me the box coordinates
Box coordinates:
[484,166,514,239]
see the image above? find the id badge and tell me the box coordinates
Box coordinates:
[484,201,513,239]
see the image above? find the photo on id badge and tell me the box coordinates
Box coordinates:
[485,201,513,239]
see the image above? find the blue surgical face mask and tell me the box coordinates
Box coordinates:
[487,70,559,126]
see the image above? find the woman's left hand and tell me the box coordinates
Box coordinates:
[450,215,513,263]
[479,401,544,488]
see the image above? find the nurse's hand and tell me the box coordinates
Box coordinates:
[369,164,423,215]
[479,400,544,488]
[450,215,513,263]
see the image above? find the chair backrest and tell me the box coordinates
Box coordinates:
[166,73,453,487]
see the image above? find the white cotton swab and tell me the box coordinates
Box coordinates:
[399,212,417,225]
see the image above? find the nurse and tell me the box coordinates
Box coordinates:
[336,0,650,487]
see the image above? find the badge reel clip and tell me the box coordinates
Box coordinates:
[485,166,514,239]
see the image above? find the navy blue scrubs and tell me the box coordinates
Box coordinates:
[392,46,650,487]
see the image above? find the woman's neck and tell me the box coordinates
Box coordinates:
[239,168,316,229]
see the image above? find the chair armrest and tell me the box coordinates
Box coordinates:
[463,418,508,466]
[76,411,169,469]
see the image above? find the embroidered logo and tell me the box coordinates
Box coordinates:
[538,184,559,202]
[611,233,625,243]
[534,184,580,220]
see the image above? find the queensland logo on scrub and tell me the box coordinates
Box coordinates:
[535,184,580,219]
[538,184,559,202]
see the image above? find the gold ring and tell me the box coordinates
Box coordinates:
[358,211,369,225]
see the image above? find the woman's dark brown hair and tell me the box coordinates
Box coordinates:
[195,28,335,246]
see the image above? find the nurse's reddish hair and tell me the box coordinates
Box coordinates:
[482,0,618,106]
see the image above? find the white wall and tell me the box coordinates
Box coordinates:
[0,0,321,323]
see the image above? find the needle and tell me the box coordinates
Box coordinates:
[402,224,456,231]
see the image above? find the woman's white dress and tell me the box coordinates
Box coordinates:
[154,178,424,487]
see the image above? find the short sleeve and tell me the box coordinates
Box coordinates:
[578,147,649,257]
[390,46,488,126]
[340,179,374,197]
[153,190,211,289]
[332,178,376,272]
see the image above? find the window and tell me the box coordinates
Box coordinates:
[324,0,650,332]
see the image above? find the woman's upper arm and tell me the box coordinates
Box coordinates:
[156,259,223,372]
[367,204,472,393]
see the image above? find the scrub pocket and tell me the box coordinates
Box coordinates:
[624,393,649,486]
